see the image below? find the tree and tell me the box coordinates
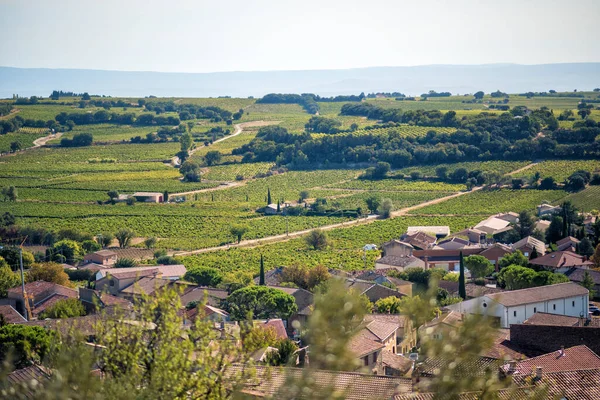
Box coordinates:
[242,325,279,353]
[0,263,20,297]
[225,286,298,320]
[372,161,390,179]
[81,239,101,253]
[184,267,223,287]
[0,212,15,227]
[579,238,595,257]
[306,265,330,290]
[1,186,17,202]
[204,150,222,166]
[107,190,119,200]
[265,338,298,366]
[259,254,265,285]
[464,255,494,279]
[593,244,600,269]
[114,258,137,268]
[0,247,34,270]
[529,247,539,260]
[156,255,178,265]
[473,91,485,100]
[144,237,157,249]
[435,166,448,180]
[546,216,564,244]
[0,325,55,369]
[304,229,329,250]
[378,198,394,218]
[458,251,466,299]
[97,232,113,248]
[298,190,310,202]
[10,141,21,153]
[38,298,85,319]
[81,92,91,100]
[365,196,381,214]
[581,271,596,298]
[115,228,135,248]
[230,224,249,243]
[518,210,535,238]
[180,132,193,152]
[50,239,83,264]
[497,265,537,289]
[375,296,403,314]
[539,177,556,190]
[498,250,529,270]
[26,262,70,286]
[267,188,272,205]
[179,160,202,182]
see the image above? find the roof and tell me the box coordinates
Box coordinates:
[180,286,229,307]
[407,226,449,236]
[230,364,412,400]
[204,304,229,317]
[132,192,162,196]
[479,243,513,256]
[557,236,580,247]
[7,364,52,385]
[512,368,600,400]
[18,315,101,337]
[528,251,593,269]
[252,267,284,286]
[565,267,600,285]
[383,239,414,249]
[7,281,70,298]
[119,276,172,296]
[0,305,26,323]
[381,350,413,373]
[90,249,117,257]
[364,313,410,329]
[266,286,314,311]
[523,312,583,327]
[375,255,425,268]
[105,268,158,280]
[486,282,589,307]
[32,293,73,315]
[365,319,400,341]
[482,328,527,361]
[512,236,546,255]
[79,262,110,271]
[503,345,600,375]
[255,319,288,340]
[474,217,510,233]
[418,356,500,377]
[421,311,464,329]
[97,264,186,279]
[348,331,386,357]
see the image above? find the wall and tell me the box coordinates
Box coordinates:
[510,324,600,355]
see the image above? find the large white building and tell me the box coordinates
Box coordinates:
[446,282,589,328]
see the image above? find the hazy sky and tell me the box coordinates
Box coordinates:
[1,0,599,72]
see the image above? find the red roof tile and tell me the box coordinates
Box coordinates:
[0,305,26,323]
[529,251,593,269]
[504,345,600,375]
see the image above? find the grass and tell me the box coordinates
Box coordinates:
[0,132,46,153]
[513,160,600,182]
[563,186,600,212]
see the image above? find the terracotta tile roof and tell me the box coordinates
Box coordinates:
[78,263,110,271]
[503,345,600,375]
[565,267,600,285]
[98,264,186,279]
[486,282,589,307]
[7,281,57,297]
[231,364,412,400]
[7,364,51,385]
[104,268,158,280]
[383,239,414,249]
[255,319,288,340]
[92,249,117,257]
[365,314,409,329]
[0,305,26,323]
[419,356,500,377]
[365,319,400,341]
[481,328,527,361]
[99,292,132,308]
[204,304,229,317]
[179,286,228,307]
[512,236,546,255]
[556,236,580,247]
[18,315,101,337]
[119,276,172,295]
[523,312,583,327]
[382,350,412,373]
[528,251,593,269]
[32,293,72,315]
[348,331,386,357]
[422,311,464,329]
[375,255,425,268]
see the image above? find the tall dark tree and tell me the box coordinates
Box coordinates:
[518,210,535,239]
[529,247,539,260]
[267,188,272,205]
[458,251,466,300]
[259,254,265,286]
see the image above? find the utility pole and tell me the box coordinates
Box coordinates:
[19,247,28,321]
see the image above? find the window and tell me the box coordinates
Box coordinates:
[364,356,369,366]
[533,307,537,313]
[373,352,378,364]
[109,279,115,287]
[513,311,517,317]
[573,301,575,307]
[553,304,556,310]
[524,252,529,257]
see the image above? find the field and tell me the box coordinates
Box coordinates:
[563,186,600,212]
[396,160,530,177]
[0,131,46,153]
[513,160,600,182]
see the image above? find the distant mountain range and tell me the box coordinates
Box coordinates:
[1,63,599,98]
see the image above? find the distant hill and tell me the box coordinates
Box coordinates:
[1,63,599,98]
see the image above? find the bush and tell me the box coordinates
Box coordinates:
[38,298,85,319]
[156,255,179,265]
[60,132,93,147]
[114,258,137,268]
[184,266,223,286]
[304,229,329,250]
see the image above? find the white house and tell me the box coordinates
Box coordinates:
[446,282,589,328]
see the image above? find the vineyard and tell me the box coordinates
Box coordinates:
[512,160,600,182]
[395,160,530,177]
[311,125,457,139]
[563,186,600,212]
[202,162,275,181]
[325,178,466,192]
[411,189,568,215]
[0,132,46,153]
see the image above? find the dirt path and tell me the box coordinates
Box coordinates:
[173,186,484,256]
[0,108,20,120]
[32,132,62,148]
[506,162,539,176]
[170,181,245,197]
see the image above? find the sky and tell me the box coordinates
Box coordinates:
[1,0,599,73]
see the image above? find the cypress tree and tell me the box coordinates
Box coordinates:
[259,254,265,286]
[267,188,272,205]
[530,247,539,260]
[458,251,466,300]
[277,201,281,213]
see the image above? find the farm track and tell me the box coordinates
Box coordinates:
[0,131,62,158]
[0,108,20,120]
[506,161,540,176]
[173,186,483,256]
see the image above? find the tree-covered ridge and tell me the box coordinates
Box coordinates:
[234,108,600,169]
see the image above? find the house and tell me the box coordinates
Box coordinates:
[348,331,385,373]
[344,278,406,303]
[83,249,117,266]
[537,203,561,217]
[0,304,26,323]
[419,311,465,341]
[228,364,412,399]
[375,255,425,273]
[179,286,229,308]
[413,247,482,271]
[7,281,79,319]
[132,192,163,203]
[501,345,600,376]
[95,264,187,281]
[478,243,513,271]
[528,251,593,272]
[78,287,132,314]
[463,228,487,244]
[535,219,551,233]
[564,267,600,299]
[435,237,470,250]
[474,216,511,235]
[556,236,580,252]
[406,226,449,239]
[118,275,188,301]
[78,262,111,273]
[7,364,52,386]
[266,286,314,337]
[511,236,546,258]
[447,282,589,328]
[353,270,414,296]
[400,231,437,250]
[184,304,230,324]
[495,212,520,224]
[264,203,289,215]
[438,281,505,299]
[523,312,586,327]
[95,268,159,296]
[381,350,413,376]
[381,240,416,257]
[254,318,288,340]
[364,314,416,354]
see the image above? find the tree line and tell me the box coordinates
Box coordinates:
[257,93,365,115]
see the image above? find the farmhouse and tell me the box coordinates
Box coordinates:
[474,216,511,235]
[556,236,580,252]
[512,236,546,257]
[83,249,117,266]
[446,282,589,328]
[537,203,561,217]
[132,192,163,203]
[7,281,79,319]
[406,226,449,239]
[528,251,593,272]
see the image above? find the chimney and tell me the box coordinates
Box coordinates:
[558,346,565,357]
[507,361,517,374]
[535,367,543,380]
